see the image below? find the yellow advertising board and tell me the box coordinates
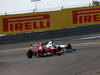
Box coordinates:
[62,6,100,28]
[0,16,2,34]
[0,10,63,34]
[0,6,100,34]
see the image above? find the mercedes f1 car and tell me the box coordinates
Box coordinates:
[26,40,76,58]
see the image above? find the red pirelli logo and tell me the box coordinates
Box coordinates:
[72,8,100,24]
[3,14,50,32]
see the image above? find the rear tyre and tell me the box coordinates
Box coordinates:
[65,44,72,53]
[57,46,62,52]
[41,49,45,57]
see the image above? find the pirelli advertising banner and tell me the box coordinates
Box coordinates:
[0,6,100,34]
[0,10,63,34]
[62,6,100,28]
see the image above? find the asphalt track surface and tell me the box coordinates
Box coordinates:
[0,35,100,75]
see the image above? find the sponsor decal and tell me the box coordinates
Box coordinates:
[3,14,50,32]
[72,8,100,24]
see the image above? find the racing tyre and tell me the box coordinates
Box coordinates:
[41,49,45,57]
[27,50,33,58]
[57,46,62,52]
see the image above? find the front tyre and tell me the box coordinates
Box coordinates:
[27,50,33,58]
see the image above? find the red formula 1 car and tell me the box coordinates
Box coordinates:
[26,40,75,58]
